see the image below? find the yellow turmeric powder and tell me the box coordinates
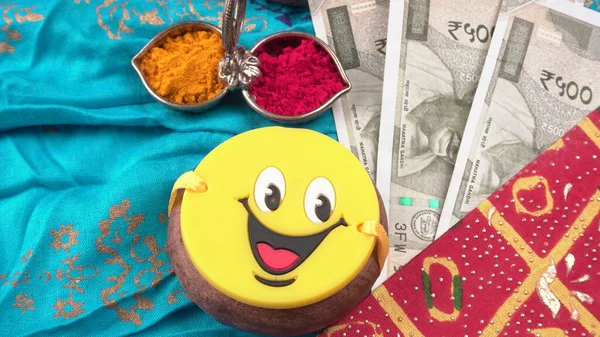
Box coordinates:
[139,30,226,104]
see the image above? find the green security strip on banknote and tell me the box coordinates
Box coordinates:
[437,0,600,237]
[377,0,503,279]
[399,197,441,209]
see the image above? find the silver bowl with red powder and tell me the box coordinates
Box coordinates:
[217,0,352,123]
[241,31,352,124]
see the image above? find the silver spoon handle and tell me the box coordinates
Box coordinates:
[219,0,261,90]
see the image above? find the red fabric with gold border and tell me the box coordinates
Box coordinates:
[320,110,600,337]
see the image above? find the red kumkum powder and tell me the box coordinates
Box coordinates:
[249,37,347,116]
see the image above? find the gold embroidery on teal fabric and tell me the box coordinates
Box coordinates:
[49,224,80,252]
[132,7,164,25]
[5,271,30,288]
[73,0,266,40]
[13,294,34,314]
[96,200,170,325]
[3,202,177,322]
[167,289,189,304]
[52,295,84,320]
[0,5,44,54]
[112,228,123,246]
[20,248,33,264]
[39,271,52,282]
[49,223,97,321]
[158,213,167,225]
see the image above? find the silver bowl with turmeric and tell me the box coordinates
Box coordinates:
[132,22,227,112]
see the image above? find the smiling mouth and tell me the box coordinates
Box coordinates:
[239,198,347,287]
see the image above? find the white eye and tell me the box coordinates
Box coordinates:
[254,167,286,212]
[304,177,336,224]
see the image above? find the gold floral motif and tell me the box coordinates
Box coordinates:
[50,247,96,318]
[40,271,52,282]
[96,200,168,325]
[50,224,80,252]
[0,5,44,54]
[14,7,43,23]
[112,228,123,246]
[167,289,189,304]
[14,271,28,287]
[13,294,34,314]
[109,294,154,326]
[5,271,30,288]
[133,235,167,290]
[158,213,167,225]
[74,0,265,40]
[62,253,100,293]
[132,7,164,25]
[52,295,85,320]
[20,248,33,264]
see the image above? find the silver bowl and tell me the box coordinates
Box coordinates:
[241,31,352,124]
[132,21,228,113]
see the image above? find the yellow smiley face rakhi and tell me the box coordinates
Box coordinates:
[166,127,388,336]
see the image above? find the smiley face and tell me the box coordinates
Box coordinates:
[241,170,349,287]
[178,127,382,309]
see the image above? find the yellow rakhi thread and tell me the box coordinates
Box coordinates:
[168,171,207,215]
[357,220,389,271]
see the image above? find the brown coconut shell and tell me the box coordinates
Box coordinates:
[167,186,387,336]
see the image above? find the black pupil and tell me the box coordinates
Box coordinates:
[265,185,281,211]
[315,195,331,222]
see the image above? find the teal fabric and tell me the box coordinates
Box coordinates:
[0,1,335,336]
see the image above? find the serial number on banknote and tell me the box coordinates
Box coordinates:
[448,21,495,43]
[393,222,407,252]
[540,70,594,105]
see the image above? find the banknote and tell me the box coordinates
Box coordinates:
[309,0,389,182]
[502,0,535,12]
[376,0,409,281]
[501,0,581,13]
[376,0,502,276]
[437,0,600,238]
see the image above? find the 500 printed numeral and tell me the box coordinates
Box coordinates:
[460,73,480,83]
[540,70,593,105]
[541,122,565,137]
[448,21,495,43]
